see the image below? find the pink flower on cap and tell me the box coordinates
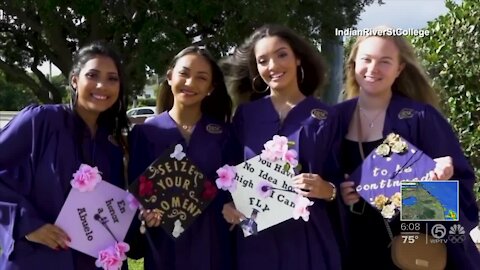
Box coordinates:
[70,164,102,192]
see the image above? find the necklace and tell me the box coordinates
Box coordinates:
[181,124,191,130]
[177,123,195,143]
[180,124,194,132]
[358,106,384,128]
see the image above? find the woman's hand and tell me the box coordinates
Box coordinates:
[25,224,70,250]
[292,173,335,200]
[340,175,360,205]
[222,202,246,226]
[141,209,162,227]
[430,156,454,180]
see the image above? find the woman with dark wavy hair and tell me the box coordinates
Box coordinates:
[221,24,344,270]
[0,41,130,269]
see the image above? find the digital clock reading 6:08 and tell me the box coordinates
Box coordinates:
[401,222,420,232]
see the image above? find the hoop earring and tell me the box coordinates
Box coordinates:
[252,75,269,93]
[299,66,304,83]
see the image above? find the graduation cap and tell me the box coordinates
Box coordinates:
[0,202,16,264]
[129,143,216,240]
[55,179,138,258]
[228,154,301,237]
[349,133,436,218]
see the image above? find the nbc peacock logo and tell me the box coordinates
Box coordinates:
[448,224,466,243]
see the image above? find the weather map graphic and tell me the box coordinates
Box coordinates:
[400,181,459,221]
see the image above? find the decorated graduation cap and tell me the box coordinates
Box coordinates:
[129,143,217,240]
[55,164,137,269]
[349,133,436,219]
[216,135,313,237]
[0,202,16,267]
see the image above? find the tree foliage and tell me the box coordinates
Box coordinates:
[411,0,480,199]
[0,71,38,110]
[0,0,382,104]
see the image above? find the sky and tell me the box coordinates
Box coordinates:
[40,0,462,76]
[356,0,462,29]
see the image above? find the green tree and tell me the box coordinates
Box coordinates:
[0,0,382,104]
[0,71,38,110]
[411,0,480,199]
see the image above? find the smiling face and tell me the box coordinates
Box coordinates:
[167,53,213,108]
[71,55,120,115]
[354,36,405,97]
[254,36,300,93]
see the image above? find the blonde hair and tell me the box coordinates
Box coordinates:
[344,26,440,109]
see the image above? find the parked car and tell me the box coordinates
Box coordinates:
[127,106,157,125]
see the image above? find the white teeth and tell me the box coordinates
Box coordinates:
[181,89,196,96]
[270,73,284,79]
[364,76,379,82]
[92,94,107,100]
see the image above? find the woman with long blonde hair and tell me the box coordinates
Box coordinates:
[336,27,480,269]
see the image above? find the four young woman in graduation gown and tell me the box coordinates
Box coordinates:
[0,43,130,269]
[1,26,478,270]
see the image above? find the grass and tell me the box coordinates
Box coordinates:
[128,258,144,270]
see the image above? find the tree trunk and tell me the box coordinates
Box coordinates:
[321,36,344,105]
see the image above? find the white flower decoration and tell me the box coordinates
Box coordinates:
[375,143,391,157]
[381,203,396,219]
[170,144,186,160]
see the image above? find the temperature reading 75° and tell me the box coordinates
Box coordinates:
[402,235,419,243]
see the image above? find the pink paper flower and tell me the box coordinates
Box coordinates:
[70,164,102,192]
[95,242,130,270]
[260,135,299,169]
[261,135,289,161]
[283,149,298,168]
[114,242,130,260]
[215,165,237,192]
[126,193,140,211]
[95,247,121,270]
[256,180,273,198]
[260,148,277,161]
[293,195,314,222]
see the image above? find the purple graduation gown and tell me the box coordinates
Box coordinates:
[128,112,231,270]
[0,104,127,270]
[228,96,343,270]
[336,94,480,269]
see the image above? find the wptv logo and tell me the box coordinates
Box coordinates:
[430,223,466,244]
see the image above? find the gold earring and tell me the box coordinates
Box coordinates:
[252,75,269,93]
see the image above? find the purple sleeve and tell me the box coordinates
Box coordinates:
[0,202,16,261]
[225,105,245,166]
[0,105,49,240]
[419,105,478,231]
[219,106,246,205]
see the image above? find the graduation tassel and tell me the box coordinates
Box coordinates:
[384,218,394,248]
[94,213,119,242]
